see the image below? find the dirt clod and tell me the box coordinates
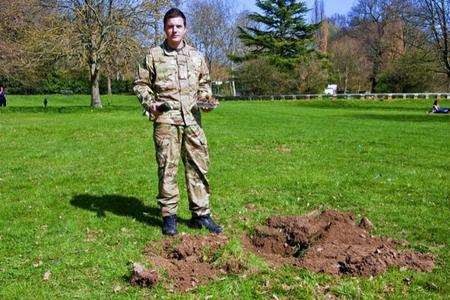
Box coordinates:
[245,210,435,276]
[144,234,229,291]
[129,263,158,287]
[359,217,374,232]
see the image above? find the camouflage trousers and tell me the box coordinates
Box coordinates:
[153,122,211,217]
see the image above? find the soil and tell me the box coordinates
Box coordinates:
[129,263,158,287]
[142,233,231,291]
[244,210,435,276]
[132,210,435,290]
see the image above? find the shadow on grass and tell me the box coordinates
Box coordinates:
[349,113,450,123]
[70,194,190,228]
[0,105,138,114]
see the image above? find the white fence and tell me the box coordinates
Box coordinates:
[217,93,450,101]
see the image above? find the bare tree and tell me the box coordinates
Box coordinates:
[0,0,69,89]
[414,0,450,90]
[185,0,235,79]
[329,36,372,92]
[103,25,141,95]
[313,0,328,52]
[141,0,174,47]
[349,0,394,92]
[57,0,146,107]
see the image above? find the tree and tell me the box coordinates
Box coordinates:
[329,36,371,92]
[313,0,328,52]
[328,0,447,93]
[414,0,450,90]
[349,0,395,92]
[58,0,146,107]
[102,15,142,96]
[141,0,174,47]
[233,58,296,95]
[232,0,319,70]
[376,48,439,92]
[295,55,330,93]
[0,0,71,92]
[185,0,235,79]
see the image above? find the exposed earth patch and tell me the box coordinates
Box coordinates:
[244,210,435,276]
[141,233,234,291]
[131,210,435,291]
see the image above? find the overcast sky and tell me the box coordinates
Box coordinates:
[237,0,356,17]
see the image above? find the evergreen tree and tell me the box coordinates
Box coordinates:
[232,0,319,70]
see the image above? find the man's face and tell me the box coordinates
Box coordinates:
[164,17,186,45]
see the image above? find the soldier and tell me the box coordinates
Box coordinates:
[134,8,222,236]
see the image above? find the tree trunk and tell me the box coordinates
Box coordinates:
[447,72,450,92]
[90,62,102,108]
[370,59,380,93]
[344,65,349,93]
[153,21,159,47]
[107,76,112,95]
[370,76,376,93]
[320,19,329,53]
[231,80,236,96]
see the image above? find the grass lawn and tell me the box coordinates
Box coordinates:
[0,95,448,298]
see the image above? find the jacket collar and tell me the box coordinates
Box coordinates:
[162,40,188,56]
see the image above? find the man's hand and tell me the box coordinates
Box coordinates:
[197,95,219,112]
[149,102,162,113]
[147,102,173,120]
[202,107,214,113]
[147,102,162,120]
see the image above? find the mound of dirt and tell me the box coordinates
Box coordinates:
[244,210,435,276]
[143,234,230,291]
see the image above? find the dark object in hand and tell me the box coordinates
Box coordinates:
[157,102,172,112]
[197,95,219,110]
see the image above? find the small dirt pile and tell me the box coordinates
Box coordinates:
[143,234,229,291]
[129,263,158,287]
[245,210,434,276]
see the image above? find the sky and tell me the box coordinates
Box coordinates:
[237,0,357,17]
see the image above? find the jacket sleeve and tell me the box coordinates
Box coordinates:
[133,53,155,112]
[197,55,212,99]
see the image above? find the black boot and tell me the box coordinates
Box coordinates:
[162,215,177,236]
[189,214,223,234]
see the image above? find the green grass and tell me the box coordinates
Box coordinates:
[0,94,449,298]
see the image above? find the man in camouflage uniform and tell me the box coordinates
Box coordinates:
[133,8,222,236]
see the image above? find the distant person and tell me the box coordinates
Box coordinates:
[43,98,48,109]
[428,100,449,114]
[0,84,6,107]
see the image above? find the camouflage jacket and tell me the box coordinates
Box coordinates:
[133,40,212,125]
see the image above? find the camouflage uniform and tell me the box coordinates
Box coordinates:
[134,41,213,217]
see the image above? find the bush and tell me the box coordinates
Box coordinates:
[376,51,440,93]
[233,55,331,96]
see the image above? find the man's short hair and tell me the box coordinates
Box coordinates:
[163,8,186,27]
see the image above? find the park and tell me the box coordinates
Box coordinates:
[1,0,449,298]
[0,95,448,297]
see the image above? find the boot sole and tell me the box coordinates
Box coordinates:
[188,220,203,229]
[189,220,223,233]
[162,230,178,236]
